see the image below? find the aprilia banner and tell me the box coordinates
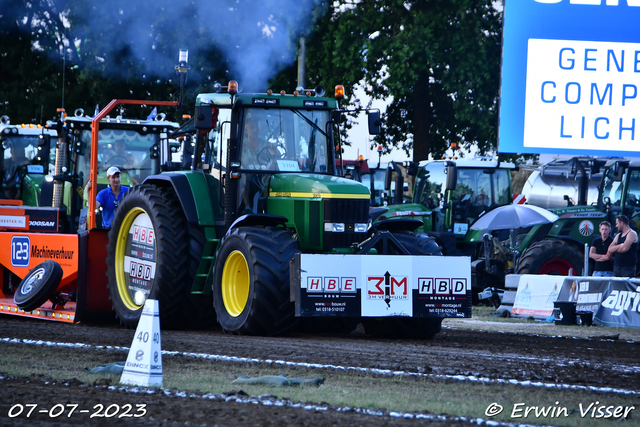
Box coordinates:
[594,280,640,328]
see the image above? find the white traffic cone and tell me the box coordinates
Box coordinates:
[120,299,163,387]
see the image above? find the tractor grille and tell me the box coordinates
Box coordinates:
[323,198,370,250]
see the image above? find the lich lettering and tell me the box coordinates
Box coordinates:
[535,0,640,6]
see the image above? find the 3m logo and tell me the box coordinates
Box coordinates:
[133,226,155,245]
[418,278,467,295]
[11,236,30,267]
[307,277,356,293]
[366,274,408,300]
[129,261,153,281]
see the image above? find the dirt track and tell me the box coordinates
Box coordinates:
[0,316,638,426]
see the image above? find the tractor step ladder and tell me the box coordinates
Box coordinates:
[190,227,219,295]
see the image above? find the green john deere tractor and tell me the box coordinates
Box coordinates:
[106,83,472,338]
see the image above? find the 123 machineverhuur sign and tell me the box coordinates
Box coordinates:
[499,0,640,156]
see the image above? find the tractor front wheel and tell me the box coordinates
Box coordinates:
[212,226,299,335]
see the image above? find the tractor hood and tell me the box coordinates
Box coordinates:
[269,173,369,199]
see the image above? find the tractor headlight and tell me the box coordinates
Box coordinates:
[324,223,345,232]
[354,223,368,233]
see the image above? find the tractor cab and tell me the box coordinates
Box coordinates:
[188,84,374,251]
[0,117,55,204]
[64,110,180,224]
[598,159,640,230]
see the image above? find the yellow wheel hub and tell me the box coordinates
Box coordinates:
[221,250,250,317]
[115,207,147,311]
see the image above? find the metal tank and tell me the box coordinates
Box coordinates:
[522,158,603,209]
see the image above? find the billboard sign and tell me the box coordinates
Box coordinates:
[499,0,640,156]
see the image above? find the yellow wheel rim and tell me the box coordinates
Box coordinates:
[221,250,250,317]
[115,207,148,311]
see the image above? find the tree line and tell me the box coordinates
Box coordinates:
[0,0,509,161]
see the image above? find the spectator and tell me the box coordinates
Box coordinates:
[605,215,638,277]
[87,166,130,228]
[589,221,614,277]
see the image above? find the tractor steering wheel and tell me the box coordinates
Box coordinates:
[107,156,130,167]
[256,144,287,166]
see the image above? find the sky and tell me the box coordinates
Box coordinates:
[343,86,410,166]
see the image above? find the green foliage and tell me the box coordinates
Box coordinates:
[0,1,70,123]
[1,0,515,162]
[298,0,504,161]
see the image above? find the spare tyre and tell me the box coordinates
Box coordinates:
[14,260,63,312]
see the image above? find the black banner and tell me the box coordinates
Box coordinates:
[594,280,640,328]
[557,277,610,314]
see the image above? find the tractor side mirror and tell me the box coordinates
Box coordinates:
[384,164,392,191]
[613,164,625,182]
[368,110,381,135]
[194,105,213,130]
[445,163,457,191]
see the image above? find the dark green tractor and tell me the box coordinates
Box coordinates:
[0,119,55,206]
[106,83,472,338]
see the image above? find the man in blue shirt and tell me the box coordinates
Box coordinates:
[95,166,130,228]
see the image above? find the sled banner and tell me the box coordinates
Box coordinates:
[499,0,640,157]
[292,254,472,318]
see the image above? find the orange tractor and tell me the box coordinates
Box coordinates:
[0,101,180,322]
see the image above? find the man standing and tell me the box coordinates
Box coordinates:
[589,221,614,277]
[96,166,130,228]
[606,215,638,277]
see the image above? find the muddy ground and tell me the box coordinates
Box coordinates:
[0,316,638,426]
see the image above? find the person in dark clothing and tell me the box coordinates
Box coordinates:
[605,215,638,277]
[589,221,614,277]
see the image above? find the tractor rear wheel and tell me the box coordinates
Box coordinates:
[213,226,299,336]
[516,239,583,276]
[363,231,444,340]
[106,185,188,328]
[158,187,216,330]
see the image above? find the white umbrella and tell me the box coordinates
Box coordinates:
[470,204,559,231]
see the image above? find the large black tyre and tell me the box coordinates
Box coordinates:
[363,231,444,340]
[213,226,299,336]
[159,187,216,330]
[14,260,63,312]
[374,231,443,256]
[106,185,188,329]
[516,239,583,276]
